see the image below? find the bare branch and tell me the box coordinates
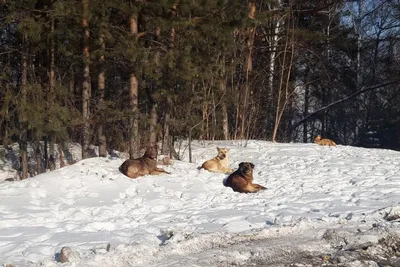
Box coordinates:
[292,80,400,130]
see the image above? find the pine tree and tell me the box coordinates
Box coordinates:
[81,0,91,159]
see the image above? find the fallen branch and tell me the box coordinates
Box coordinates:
[292,80,400,130]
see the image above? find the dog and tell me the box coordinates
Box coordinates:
[119,145,170,179]
[224,162,266,193]
[314,135,336,146]
[199,147,233,173]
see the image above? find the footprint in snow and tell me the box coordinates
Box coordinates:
[29,188,48,199]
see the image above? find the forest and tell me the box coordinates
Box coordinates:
[1,0,400,179]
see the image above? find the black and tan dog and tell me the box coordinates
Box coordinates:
[119,145,170,179]
[199,147,233,173]
[224,162,266,193]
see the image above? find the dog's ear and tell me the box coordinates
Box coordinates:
[216,147,220,151]
[250,163,254,169]
[239,162,244,168]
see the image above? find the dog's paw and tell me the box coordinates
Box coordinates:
[254,184,267,191]
[225,168,234,174]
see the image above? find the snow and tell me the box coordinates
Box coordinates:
[1,140,400,266]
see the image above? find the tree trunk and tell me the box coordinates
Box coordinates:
[129,72,139,158]
[48,18,56,170]
[3,92,9,144]
[149,26,161,148]
[49,19,55,106]
[221,102,229,140]
[49,141,56,171]
[303,83,309,143]
[268,8,281,107]
[356,0,362,92]
[129,15,140,159]
[35,144,43,175]
[58,143,66,168]
[81,0,91,159]
[266,0,282,140]
[97,31,107,157]
[234,82,240,140]
[211,91,216,141]
[203,84,211,140]
[354,0,363,142]
[201,103,207,140]
[272,8,295,142]
[161,2,178,155]
[303,67,310,143]
[220,56,229,140]
[19,33,28,179]
[272,35,289,141]
[149,102,158,146]
[161,98,171,155]
[239,0,256,139]
[44,137,48,171]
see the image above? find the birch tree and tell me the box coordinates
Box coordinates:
[128,14,140,159]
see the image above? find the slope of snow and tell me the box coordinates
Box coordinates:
[1,140,400,266]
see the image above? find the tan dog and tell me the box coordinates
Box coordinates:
[314,135,336,146]
[119,145,170,179]
[224,162,266,193]
[200,147,233,173]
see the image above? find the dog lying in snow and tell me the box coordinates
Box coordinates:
[119,145,170,179]
[199,147,233,173]
[314,135,336,146]
[224,162,266,193]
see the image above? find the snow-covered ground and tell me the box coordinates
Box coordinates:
[1,140,400,266]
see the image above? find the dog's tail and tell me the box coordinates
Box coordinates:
[222,177,228,186]
[119,161,126,174]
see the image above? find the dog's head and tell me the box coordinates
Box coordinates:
[143,145,158,159]
[314,135,321,142]
[216,147,229,160]
[238,162,254,175]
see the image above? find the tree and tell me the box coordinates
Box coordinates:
[97,8,107,157]
[128,9,140,159]
[19,32,28,179]
[81,0,91,159]
[2,0,400,180]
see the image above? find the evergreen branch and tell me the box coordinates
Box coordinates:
[0,48,21,55]
[291,80,400,130]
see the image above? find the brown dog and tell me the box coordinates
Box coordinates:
[119,146,170,179]
[314,135,336,146]
[200,147,233,173]
[224,162,266,193]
